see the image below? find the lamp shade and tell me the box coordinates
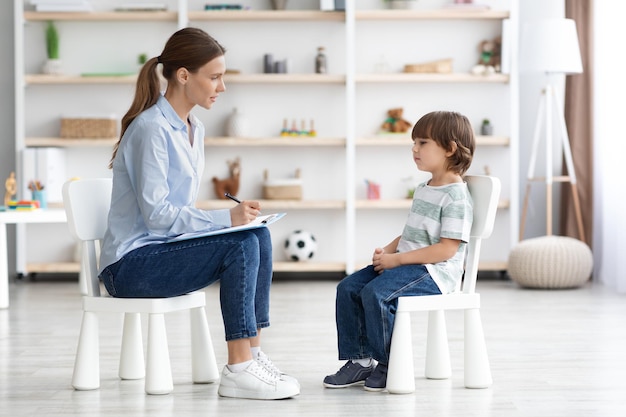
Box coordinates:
[520,18,583,74]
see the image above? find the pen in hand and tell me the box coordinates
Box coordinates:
[225,192,261,216]
[224,192,241,204]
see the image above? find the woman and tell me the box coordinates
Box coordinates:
[99,27,299,400]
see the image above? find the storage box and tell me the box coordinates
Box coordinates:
[404,59,453,74]
[60,117,117,138]
[263,169,302,200]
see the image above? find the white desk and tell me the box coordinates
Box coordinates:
[0,209,67,308]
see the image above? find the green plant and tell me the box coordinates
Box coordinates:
[45,21,59,60]
[138,53,148,65]
[482,119,490,125]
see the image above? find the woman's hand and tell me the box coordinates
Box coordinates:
[372,247,401,274]
[230,200,261,226]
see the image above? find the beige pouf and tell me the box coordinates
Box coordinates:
[507,236,593,289]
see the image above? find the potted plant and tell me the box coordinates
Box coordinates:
[481,119,493,135]
[42,21,62,75]
[384,0,418,10]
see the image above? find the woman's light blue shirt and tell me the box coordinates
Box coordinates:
[99,95,231,273]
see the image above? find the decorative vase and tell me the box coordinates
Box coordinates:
[271,0,287,10]
[387,1,417,10]
[226,108,248,138]
[42,59,63,75]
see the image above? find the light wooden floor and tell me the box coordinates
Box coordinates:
[1,275,625,417]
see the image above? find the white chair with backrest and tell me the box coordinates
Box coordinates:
[386,175,501,394]
[62,178,220,395]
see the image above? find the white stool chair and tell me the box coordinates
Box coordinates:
[387,175,501,394]
[63,178,220,395]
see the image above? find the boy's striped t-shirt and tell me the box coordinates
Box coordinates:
[396,181,473,294]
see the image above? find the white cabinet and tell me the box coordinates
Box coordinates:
[14,0,517,276]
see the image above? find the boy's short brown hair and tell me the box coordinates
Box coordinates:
[411,111,475,175]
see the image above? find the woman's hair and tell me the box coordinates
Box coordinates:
[109,27,226,168]
[411,111,475,175]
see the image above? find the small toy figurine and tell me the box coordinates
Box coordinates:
[212,157,241,199]
[4,171,17,206]
[308,119,317,137]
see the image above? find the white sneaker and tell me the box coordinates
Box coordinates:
[256,351,300,388]
[218,361,300,400]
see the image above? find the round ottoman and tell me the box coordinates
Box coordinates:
[507,236,593,289]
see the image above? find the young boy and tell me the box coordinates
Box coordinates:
[323,111,476,392]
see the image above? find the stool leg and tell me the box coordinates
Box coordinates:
[387,310,415,394]
[425,310,451,380]
[72,311,100,390]
[190,307,219,383]
[145,313,173,395]
[119,312,145,380]
[464,308,492,388]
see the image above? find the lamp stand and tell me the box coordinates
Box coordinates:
[519,81,585,241]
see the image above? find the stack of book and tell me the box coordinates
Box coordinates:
[7,201,41,211]
[30,0,93,12]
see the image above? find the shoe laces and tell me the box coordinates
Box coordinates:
[256,351,284,377]
[247,360,280,385]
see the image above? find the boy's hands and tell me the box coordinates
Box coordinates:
[372,247,401,273]
[230,200,261,226]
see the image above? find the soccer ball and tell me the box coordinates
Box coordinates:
[284,230,317,261]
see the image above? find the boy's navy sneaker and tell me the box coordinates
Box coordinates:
[364,363,387,392]
[323,361,375,388]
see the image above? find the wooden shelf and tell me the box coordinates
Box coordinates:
[205,137,345,146]
[355,9,510,20]
[356,135,510,146]
[224,73,345,84]
[273,261,345,273]
[25,74,137,85]
[188,10,345,21]
[24,260,506,275]
[24,73,344,85]
[24,137,345,148]
[27,73,505,87]
[24,11,178,21]
[356,73,509,83]
[25,137,116,147]
[26,262,80,274]
[196,200,345,210]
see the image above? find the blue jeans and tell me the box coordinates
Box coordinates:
[99,227,273,342]
[335,264,441,365]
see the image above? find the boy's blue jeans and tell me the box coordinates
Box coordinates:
[335,264,441,365]
[99,227,273,342]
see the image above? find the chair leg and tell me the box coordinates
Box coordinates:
[464,308,492,388]
[425,310,451,380]
[144,313,173,395]
[119,312,145,380]
[387,310,415,394]
[72,311,100,390]
[190,307,220,384]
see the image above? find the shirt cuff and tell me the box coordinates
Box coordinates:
[211,209,232,227]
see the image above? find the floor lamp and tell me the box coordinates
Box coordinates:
[519,18,585,241]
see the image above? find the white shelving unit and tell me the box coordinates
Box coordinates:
[13,0,518,276]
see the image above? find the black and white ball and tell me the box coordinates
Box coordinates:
[284,230,317,261]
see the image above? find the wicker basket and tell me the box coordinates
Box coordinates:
[60,117,117,139]
[263,169,302,200]
[404,59,453,74]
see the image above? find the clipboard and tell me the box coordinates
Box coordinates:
[168,212,286,242]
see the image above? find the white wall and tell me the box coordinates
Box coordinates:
[593,2,626,292]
